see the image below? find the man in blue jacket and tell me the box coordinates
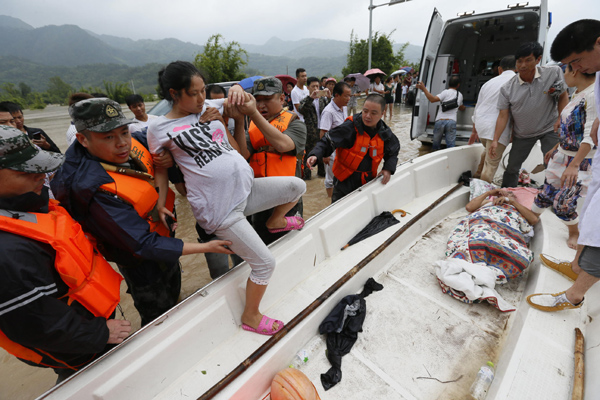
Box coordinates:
[51,98,232,326]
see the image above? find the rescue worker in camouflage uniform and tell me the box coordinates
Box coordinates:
[299,76,329,179]
[50,98,232,326]
[242,77,307,245]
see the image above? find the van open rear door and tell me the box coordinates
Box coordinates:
[410,9,444,140]
[538,0,550,63]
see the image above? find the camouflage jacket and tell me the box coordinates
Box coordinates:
[298,95,330,152]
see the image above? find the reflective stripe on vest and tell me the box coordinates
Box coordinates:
[332,116,385,183]
[248,111,297,177]
[99,138,175,237]
[0,200,122,368]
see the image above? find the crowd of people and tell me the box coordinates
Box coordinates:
[0,18,599,389]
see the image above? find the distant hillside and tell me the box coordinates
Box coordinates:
[245,53,347,78]
[242,37,350,58]
[242,36,422,64]
[0,15,33,30]
[0,15,422,93]
[87,31,203,65]
[0,57,163,94]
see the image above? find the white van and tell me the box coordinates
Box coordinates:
[410,1,551,145]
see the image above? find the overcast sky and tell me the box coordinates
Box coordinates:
[2,0,594,49]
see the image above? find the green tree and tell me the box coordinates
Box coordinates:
[342,30,409,76]
[19,82,32,99]
[102,81,133,104]
[45,76,74,105]
[1,83,22,100]
[0,83,27,108]
[194,34,248,83]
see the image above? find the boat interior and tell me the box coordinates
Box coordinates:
[40,145,600,400]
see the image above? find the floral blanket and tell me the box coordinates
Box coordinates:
[445,204,533,280]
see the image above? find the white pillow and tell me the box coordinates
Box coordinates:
[469,178,498,200]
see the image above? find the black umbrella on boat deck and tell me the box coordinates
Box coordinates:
[341,209,406,250]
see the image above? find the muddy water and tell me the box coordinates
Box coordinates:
[0,102,431,399]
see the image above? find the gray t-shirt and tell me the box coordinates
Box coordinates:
[497,65,565,138]
[147,99,253,234]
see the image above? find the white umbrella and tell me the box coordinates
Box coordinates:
[390,69,408,76]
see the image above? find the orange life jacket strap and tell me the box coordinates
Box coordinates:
[57,252,98,306]
[0,330,43,364]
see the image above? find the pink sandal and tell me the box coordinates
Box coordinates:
[267,216,305,234]
[242,315,284,336]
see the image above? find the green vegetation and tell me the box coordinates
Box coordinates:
[0,75,151,108]
[76,81,133,104]
[342,30,416,76]
[0,81,48,109]
[194,34,248,83]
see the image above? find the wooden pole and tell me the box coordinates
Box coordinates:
[572,328,585,400]
[198,182,465,399]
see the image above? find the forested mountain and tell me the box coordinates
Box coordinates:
[0,15,422,93]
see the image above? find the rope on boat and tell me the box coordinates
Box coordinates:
[198,181,465,400]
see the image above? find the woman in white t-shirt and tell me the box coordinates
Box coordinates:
[148,61,306,336]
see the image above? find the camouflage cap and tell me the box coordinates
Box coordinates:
[0,125,64,173]
[70,98,133,133]
[253,77,283,96]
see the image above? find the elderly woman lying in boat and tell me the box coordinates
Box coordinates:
[447,187,540,280]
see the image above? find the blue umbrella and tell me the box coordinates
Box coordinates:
[239,75,263,90]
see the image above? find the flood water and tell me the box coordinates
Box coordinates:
[0,101,431,399]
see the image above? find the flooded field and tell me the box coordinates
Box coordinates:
[0,101,431,399]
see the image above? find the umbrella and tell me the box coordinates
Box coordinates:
[341,210,407,250]
[390,69,408,76]
[239,75,263,91]
[364,68,386,77]
[401,66,414,73]
[275,74,297,91]
[345,73,370,92]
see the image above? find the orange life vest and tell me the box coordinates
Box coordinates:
[248,110,297,178]
[99,138,175,238]
[332,116,385,184]
[0,200,122,369]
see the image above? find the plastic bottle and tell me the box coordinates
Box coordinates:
[469,361,495,400]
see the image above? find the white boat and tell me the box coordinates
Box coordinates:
[39,144,599,400]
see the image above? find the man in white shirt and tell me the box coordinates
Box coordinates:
[291,68,309,122]
[126,94,157,135]
[416,76,466,151]
[369,75,385,96]
[527,19,600,312]
[319,82,351,198]
[469,56,516,182]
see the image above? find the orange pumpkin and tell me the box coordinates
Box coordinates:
[270,368,321,400]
